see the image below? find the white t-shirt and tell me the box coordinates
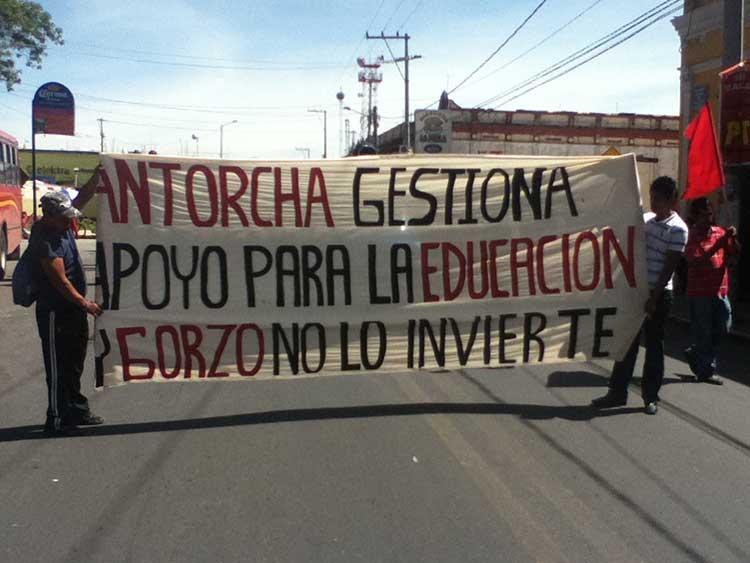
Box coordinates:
[644,211,688,290]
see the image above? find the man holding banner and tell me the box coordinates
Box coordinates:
[591,177,688,415]
[28,171,103,435]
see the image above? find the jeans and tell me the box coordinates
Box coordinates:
[687,295,732,379]
[609,290,672,404]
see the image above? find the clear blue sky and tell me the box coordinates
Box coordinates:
[0,0,682,158]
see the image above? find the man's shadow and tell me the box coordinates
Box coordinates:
[547,370,693,389]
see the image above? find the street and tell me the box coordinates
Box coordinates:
[1,240,749,563]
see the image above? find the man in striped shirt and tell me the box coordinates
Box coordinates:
[592,176,688,415]
[683,197,740,384]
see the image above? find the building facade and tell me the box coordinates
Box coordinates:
[673,0,750,297]
[380,108,680,204]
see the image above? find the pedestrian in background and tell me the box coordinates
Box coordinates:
[684,197,740,385]
[592,176,688,415]
[29,169,103,435]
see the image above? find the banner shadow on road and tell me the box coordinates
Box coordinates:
[0,400,643,443]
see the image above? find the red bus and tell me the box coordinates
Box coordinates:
[0,129,22,280]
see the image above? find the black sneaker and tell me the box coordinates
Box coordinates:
[65,413,105,426]
[591,393,628,408]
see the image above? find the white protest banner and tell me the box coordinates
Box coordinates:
[94,154,648,387]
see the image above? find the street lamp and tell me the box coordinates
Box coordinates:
[219,119,238,159]
[191,134,199,156]
[307,109,327,159]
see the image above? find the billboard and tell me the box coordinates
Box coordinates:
[415,111,453,154]
[32,82,75,136]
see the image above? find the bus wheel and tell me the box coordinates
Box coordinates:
[0,229,7,281]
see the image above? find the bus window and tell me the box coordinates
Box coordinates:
[12,146,18,184]
[0,142,5,185]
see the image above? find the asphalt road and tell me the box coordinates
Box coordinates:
[1,240,750,563]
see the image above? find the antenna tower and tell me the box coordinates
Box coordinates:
[357,55,384,144]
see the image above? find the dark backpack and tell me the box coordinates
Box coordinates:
[12,247,39,307]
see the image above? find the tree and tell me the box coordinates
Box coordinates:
[0,0,63,91]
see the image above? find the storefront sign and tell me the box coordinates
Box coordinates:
[720,62,750,165]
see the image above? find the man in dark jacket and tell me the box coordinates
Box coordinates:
[29,171,103,434]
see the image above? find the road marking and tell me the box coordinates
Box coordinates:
[393,374,568,563]
[428,371,641,563]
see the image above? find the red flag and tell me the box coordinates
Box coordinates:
[683,103,725,200]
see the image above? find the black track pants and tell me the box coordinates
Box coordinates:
[36,307,90,429]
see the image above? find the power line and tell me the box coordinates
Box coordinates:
[381,0,408,31]
[5,91,326,134]
[464,0,608,91]
[9,84,336,114]
[334,0,388,85]
[0,101,29,117]
[495,7,682,108]
[474,0,680,108]
[75,101,321,121]
[64,51,348,71]
[383,37,405,80]
[476,0,681,107]
[64,42,346,66]
[100,119,217,133]
[398,0,425,31]
[436,0,549,105]
[486,2,682,108]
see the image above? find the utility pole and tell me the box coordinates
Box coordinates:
[366,32,421,152]
[372,106,379,148]
[308,109,327,158]
[97,118,105,153]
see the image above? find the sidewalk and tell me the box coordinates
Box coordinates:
[671,293,750,341]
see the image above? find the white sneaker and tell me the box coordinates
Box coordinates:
[645,402,658,415]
